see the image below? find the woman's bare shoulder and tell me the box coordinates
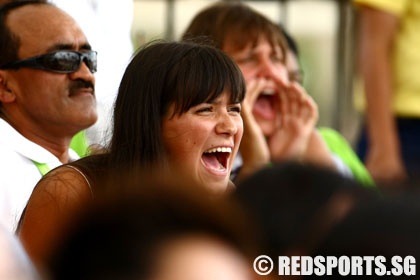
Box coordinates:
[29,164,93,208]
[18,165,94,270]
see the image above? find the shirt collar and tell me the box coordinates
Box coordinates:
[0,118,80,165]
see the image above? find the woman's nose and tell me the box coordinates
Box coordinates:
[215,113,238,136]
[258,58,289,87]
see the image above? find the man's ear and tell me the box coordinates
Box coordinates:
[0,70,16,103]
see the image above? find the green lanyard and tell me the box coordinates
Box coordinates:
[31,161,51,176]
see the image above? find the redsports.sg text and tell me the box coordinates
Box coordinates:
[253,255,416,276]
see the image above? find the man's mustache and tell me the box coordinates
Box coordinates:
[69,80,95,95]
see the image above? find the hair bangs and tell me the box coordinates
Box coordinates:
[167,45,245,116]
[224,16,286,62]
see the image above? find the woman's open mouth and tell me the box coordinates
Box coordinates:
[252,89,276,120]
[201,147,232,175]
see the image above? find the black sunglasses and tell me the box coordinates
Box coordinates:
[0,50,97,73]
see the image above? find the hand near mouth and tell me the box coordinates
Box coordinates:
[237,78,271,181]
[236,78,318,181]
[267,81,318,161]
[267,82,336,170]
[236,78,336,183]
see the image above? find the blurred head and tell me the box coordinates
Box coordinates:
[316,190,420,261]
[47,179,258,280]
[149,234,254,280]
[281,26,304,85]
[110,41,245,193]
[0,224,40,280]
[234,162,377,259]
[0,0,97,136]
[182,1,289,137]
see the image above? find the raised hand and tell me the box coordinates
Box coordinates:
[268,82,318,161]
[237,78,271,181]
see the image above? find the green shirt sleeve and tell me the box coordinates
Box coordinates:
[318,127,375,187]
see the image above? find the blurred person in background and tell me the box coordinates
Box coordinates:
[354,0,420,184]
[281,25,373,187]
[46,174,260,280]
[234,162,377,264]
[182,1,369,185]
[0,224,39,280]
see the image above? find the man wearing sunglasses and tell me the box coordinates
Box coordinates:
[0,1,98,232]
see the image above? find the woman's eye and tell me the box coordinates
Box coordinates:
[271,55,284,63]
[196,106,212,113]
[236,56,255,65]
[229,105,242,113]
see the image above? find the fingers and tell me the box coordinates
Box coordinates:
[278,82,318,126]
[292,82,318,120]
[268,82,318,162]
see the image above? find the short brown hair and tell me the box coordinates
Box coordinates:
[182,1,287,61]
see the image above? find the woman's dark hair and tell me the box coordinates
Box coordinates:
[108,40,245,171]
[181,1,287,61]
[280,24,299,57]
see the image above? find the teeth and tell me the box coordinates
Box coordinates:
[205,147,232,153]
[261,89,275,96]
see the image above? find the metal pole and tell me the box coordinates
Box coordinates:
[165,0,175,40]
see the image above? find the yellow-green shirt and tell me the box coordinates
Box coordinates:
[354,0,420,117]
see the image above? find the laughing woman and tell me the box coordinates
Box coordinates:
[17,40,246,273]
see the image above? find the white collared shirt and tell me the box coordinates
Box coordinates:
[0,119,79,233]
